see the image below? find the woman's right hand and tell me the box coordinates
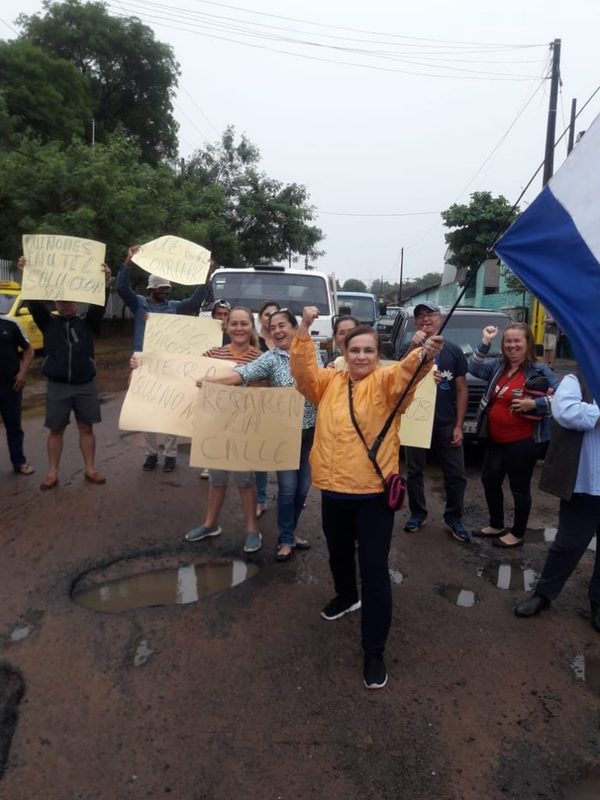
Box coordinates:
[423,335,443,361]
[482,325,498,345]
[301,306,319,326]
[130,355,140,370]
[18,256,26,270]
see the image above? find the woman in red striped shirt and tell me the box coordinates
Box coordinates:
[185,307,264,553]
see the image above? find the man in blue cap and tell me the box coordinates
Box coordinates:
[398,302,470,543]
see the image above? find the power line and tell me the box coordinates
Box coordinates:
[178,83,220,135]
[118,0,546,56]
[108,2,543,81]
[0,16,19,36]
[404,57,551,254]
[191,0,545,48]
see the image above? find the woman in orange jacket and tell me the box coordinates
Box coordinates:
[290,306,442,690]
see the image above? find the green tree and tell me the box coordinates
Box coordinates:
[0,40,92,144]
[501,265,526,294]
[441,191,518,285]
[0,132,177,266]
[18,0,180,163]
[185,127,324,266]
[341,279,367,292]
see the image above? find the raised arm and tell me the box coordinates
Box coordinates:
[381,338,442,414]
[290,306,336,405]
[116,246,141,313]
[85,264,112,333]
[467,325,498,381]
[174,283,208,315]
[18,256,51,332]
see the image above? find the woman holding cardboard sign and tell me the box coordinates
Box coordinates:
[198,309,320,563]
[290,306,442,690]
[183,307,264,553]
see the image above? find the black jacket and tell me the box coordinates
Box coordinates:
[29,294,107,384]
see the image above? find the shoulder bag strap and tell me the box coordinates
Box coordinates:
[348,380,387,486]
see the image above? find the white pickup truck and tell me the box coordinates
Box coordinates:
[207,266,338,357]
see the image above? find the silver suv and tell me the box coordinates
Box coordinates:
[385,306,514,439]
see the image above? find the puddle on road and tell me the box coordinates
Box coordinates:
[436,584,479,608]
[74,561,258,613]
[568,653,600,696]
[561,771,600,799]
[477,560,538,591]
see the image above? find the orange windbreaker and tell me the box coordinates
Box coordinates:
[290,334,431,494]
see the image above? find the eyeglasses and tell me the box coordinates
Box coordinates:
[267,307,290,316]
[213,299,231,310]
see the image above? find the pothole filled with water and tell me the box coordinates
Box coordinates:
[436,584,479,607]
[477,560,538,591]
[73,560,258,613]
[560,770,600,800]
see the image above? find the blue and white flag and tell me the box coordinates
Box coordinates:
[495,114,600,402]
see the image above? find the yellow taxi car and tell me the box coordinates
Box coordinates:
[0,281,44,351]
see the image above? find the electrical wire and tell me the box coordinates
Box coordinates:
[190,0,545,48]
[115,0,546,56]
[178,84,220,136]
[438,81,600,328]
[107,0,545,80]
[403,53,552,255]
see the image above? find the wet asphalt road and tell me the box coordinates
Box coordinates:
[1,356,599,800]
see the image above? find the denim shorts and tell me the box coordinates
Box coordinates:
[208,469,255,488]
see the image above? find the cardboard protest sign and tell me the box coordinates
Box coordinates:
[132,236,211,285]
[143,313,223,355]
[398,366,437,449]
[190,384,304,471]
[119,352,236,438]
[21,234,107,305]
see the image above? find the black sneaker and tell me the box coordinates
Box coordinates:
[163,456,177,473]
[321,596,361,620]
[363,654,387,689]
[143,454,158,471]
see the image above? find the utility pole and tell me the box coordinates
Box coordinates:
[532,38,561,348]
[567,98,577,155]
[397,247,404,305]
[91,118,95,155]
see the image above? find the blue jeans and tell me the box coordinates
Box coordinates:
[276,427,314,546]
[255,471,268,506]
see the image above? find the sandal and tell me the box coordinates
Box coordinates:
[275,545,294,562]
[294,538,311,550]
[472,527,505,538]
[15,463,35,476]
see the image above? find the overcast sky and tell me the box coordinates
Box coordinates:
[2,0,599,287]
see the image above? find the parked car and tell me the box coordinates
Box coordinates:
[337,291,378,326]
[206,266,338,357]
[0,280,44,350]
[375,305,401,345]
[386,305,514,439]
